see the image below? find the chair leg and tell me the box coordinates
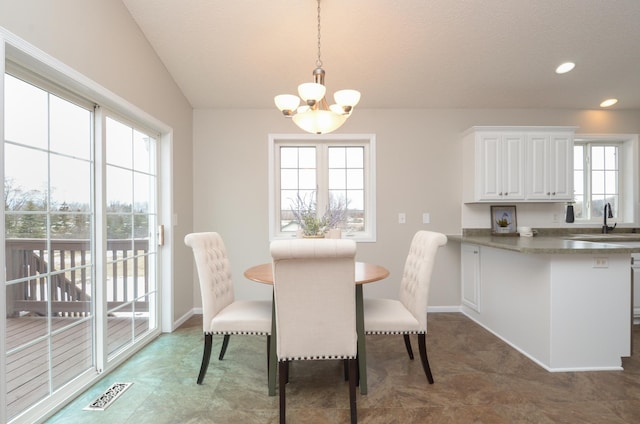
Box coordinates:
[344,356,360,385]
[266,335,271,382]
[197,334,213,385]
[403,334,414,360]
[418,334,434,384]
[348,358,358,424]
[355,354,360,387]
[218,334,231,360]
[279,361,287,424]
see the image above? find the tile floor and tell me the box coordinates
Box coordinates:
[47,313,640,423]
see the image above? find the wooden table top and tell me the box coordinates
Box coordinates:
[244,261,389,285]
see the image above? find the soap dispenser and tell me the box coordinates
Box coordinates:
[565,202,575,223]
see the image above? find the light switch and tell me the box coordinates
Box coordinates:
[398,213,406,224]
[422,213,430,224]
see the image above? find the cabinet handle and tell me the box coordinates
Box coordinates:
[547,192,551,195]
[552,192,556,195]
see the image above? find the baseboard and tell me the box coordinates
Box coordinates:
[172,309,197,331]
[427,305,462,313]
[460,309,624,372]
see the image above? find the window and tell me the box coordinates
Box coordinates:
[573,135,638,223]
[269,134,376,242]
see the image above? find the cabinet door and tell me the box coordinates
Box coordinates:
[526,134,550,200]
[477,133,525,201]
[461,244,481,312]
[548,134,573,200]
[502,134,526,199]
[478,134,502,200]
[526,133,574,200]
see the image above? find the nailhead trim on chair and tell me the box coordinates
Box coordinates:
[365,330,425,335]
[279,354,357,361]
[206,331,270,336]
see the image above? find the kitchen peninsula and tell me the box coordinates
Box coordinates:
[451,231,639,372]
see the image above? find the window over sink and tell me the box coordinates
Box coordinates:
[573,134,639,224]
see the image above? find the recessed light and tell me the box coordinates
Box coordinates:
[555,62,576,74]
[600,98,618,108]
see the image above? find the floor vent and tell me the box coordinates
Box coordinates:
[83,382,133,411]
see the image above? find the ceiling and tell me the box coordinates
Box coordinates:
[121,0,640,111]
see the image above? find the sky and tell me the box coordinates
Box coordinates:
[4,73,156,207]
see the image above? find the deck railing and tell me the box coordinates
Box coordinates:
[5,238,150,316]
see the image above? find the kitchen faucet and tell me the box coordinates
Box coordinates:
[602,203,617,233]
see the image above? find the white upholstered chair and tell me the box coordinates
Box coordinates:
[270,238,358,424]
[184,232,272,385]
[363,231,447,384]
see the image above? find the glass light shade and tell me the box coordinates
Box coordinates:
[334,89,361,108]
[297,105,310,113]
[292,109,347,134]
[329,104,345,115]
[274,94,300,113]
[298,83,326,102]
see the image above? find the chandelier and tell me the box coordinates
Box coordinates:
[274,0,361,134]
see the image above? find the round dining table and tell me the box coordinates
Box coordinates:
[244,261,389,396]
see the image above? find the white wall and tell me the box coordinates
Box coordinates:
[193,108,640,308]
[0,0,195,324]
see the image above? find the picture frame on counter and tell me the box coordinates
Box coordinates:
[491,205,518,236]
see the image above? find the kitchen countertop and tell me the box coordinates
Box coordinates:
[449,231,640,254]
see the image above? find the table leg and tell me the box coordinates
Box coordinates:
[356,285,367,395]
[269,291,277,396]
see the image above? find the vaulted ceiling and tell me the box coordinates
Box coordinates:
[121,0,640,111]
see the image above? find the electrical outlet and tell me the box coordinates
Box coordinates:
[398,213,406,224]
[422,213,430,224]
[593,257,609,268]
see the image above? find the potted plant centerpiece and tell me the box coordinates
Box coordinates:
[290,193,348,238]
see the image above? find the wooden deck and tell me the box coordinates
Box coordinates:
[6,315,149,420]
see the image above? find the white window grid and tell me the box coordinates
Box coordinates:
[574,141,620,221]
[268,134,376,242]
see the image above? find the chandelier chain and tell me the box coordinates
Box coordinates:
[316,0,322,68]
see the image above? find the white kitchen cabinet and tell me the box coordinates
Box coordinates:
[462,129,525,202]
[461,243,481,312]
[526,132,574,200]
[461,244,630,371]
[462,126,577,203]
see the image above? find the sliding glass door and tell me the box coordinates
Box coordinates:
[4,73,95,419]
[103,115,158,360]
[3,72,160,421]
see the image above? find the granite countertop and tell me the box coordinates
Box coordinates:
[449,229,640,254]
